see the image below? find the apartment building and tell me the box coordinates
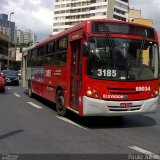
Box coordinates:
[17,29,37,46]
[17,30,24,44]
[53,0,129,34]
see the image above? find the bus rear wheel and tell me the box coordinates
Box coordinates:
[56,90,66,116]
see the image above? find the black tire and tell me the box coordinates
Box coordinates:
[1,88,5,92]
[56,90,66,116]
[15,81,19,86]
[28,83,33,98]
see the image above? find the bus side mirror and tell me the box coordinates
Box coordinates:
[82,42,89,56]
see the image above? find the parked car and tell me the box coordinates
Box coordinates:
[0,72,5,92]
[2,70,19,86]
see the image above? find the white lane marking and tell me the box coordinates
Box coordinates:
[129,146,160,159]
[27,102,43,109]
[7,87,12,90]
[56,116,87,130]
[13,93,21,97]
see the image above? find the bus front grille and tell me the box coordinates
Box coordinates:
[108,105,141,112]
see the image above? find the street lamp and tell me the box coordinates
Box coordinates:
[7,12,14,70]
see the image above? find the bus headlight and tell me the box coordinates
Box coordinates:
[87,90,92,96]
[150,90,159,98]
[86,87,102,99]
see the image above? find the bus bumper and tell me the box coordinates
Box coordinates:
[82,96,159,116]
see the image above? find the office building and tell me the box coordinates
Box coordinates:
[0,13,16,44]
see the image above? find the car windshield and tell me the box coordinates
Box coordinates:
[3,70,17,76]
[87,37,159,81]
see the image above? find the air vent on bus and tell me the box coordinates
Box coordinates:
[107,88,141,95]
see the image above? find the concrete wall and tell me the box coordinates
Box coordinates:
[133,18,153,27]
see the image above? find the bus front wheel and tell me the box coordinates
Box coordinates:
[56,90,66,116]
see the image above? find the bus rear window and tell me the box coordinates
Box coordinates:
[92,22,155,40]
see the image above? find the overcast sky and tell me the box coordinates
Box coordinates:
[0,0,53,41]
[0,0,160,41]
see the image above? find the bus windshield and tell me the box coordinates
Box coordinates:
[87,37,159,81]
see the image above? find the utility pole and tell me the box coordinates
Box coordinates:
[7,12,14,69]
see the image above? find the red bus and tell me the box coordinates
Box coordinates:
[22,19,159,116]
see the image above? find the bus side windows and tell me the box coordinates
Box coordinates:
[27,49,37,67]
[38,46,45,57]
[56,37,68,52]
[53,41,55,53]
[46,42,55,55]
[54,36,68,66]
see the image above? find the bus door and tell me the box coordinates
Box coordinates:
[70,39,82,111]
[22,53,27,89]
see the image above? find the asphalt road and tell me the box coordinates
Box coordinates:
[0,85,160,160]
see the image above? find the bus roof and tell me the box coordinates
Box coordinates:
[24,19,156,50]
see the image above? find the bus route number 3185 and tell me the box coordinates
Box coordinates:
[97,69,117,77]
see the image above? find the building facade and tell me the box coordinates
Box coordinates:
[17,30,24,45]
[134,18,153,27]
[0,32,8,70]
[0,14,16,44]
[0,14,37,70]
[53,0,129,34]
[128,8,141,22]
[17,29,37,46]
[128,8,153,26]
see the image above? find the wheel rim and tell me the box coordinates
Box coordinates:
[57,95,64,111]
